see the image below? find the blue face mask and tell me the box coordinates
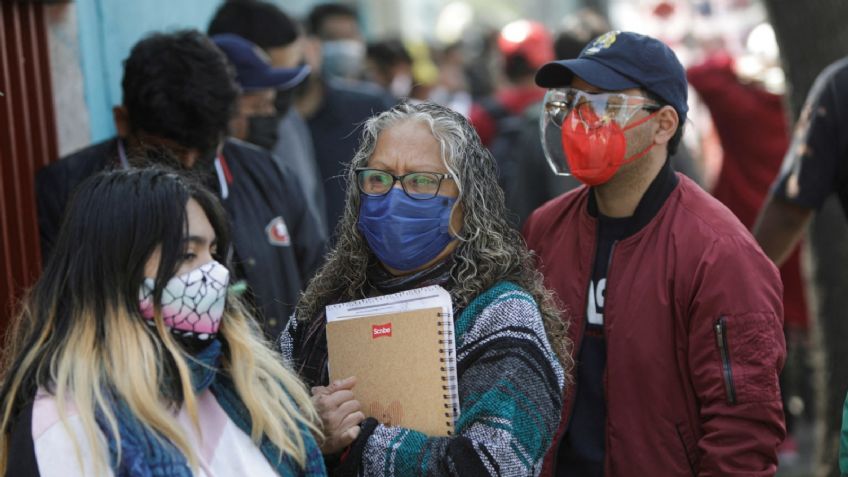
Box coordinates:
[357,188,458,271]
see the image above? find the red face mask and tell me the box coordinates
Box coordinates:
[561,108,659,186]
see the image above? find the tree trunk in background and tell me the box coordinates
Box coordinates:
[763,1,848,475]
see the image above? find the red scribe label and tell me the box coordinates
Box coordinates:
[372,323,392,339]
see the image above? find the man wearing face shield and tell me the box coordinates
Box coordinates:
[522,31,786,475]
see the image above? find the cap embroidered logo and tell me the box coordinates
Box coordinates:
[265,217,291,246]
[585,30,619,55]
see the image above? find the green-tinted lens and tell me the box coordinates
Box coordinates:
[359,170,394,195]
[403,173,440,196]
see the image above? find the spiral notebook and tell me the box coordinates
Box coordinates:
[325,285,459,436]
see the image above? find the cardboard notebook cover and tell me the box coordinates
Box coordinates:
[326,306,456,436]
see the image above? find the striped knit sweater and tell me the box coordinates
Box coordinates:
[282,281,565,476]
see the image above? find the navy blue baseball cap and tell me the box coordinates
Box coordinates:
[212,33,311,92]
[535,31,688,122]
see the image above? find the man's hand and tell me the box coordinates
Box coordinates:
[312,376,366,454]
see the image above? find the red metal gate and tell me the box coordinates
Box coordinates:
[0,2,58,332]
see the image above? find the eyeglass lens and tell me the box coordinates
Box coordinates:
[547,88,658,127]
[358,170,444,198]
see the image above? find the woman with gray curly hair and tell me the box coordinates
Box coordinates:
[280,102,569,476]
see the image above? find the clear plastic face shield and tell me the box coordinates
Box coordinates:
[540,87,661,180]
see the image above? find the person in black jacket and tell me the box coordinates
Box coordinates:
[35,30,327,339]
[298,3,395,234]
[208,0,329,238]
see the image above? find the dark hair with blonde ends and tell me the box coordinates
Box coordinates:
[0,168,320,474]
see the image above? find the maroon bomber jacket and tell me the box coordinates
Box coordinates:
[523,174,786,476]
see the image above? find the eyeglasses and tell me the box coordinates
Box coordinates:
[543,87,661,128]
[356,168,454,200]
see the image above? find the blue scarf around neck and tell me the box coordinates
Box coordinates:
[96,339,326,476]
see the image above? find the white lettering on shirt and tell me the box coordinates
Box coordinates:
[587,278,606,325]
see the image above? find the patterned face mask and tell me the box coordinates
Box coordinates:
[138,261,230,340]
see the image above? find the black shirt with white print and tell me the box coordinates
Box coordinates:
[773,57,848,219]
[557,159,679,476]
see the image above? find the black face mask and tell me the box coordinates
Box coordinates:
[246,115,280,150]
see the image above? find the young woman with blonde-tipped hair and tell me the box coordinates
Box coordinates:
[0,168,326,476]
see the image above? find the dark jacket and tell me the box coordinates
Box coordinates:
[523,174,786,476]
[35,137,327,337]
[306,78,394,234]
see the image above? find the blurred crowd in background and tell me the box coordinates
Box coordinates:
[4,0,848,475]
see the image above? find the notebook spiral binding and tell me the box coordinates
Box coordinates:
[437,312,459,435]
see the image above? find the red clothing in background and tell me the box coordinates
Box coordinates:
[469,86,546,146]
[688,53,808,329]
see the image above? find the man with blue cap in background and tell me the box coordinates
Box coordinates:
[212,32,328,240]
[209,0,329,238]
[523,31,787,475]
[211,33,310,151]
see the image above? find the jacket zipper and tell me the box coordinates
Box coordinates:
[714,316,737,405]
[606,242,617,276]
[552,223,601,472]
[601,241,616,460]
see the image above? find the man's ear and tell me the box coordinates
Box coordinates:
[653,106,679,147]
[113,105,130,137]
